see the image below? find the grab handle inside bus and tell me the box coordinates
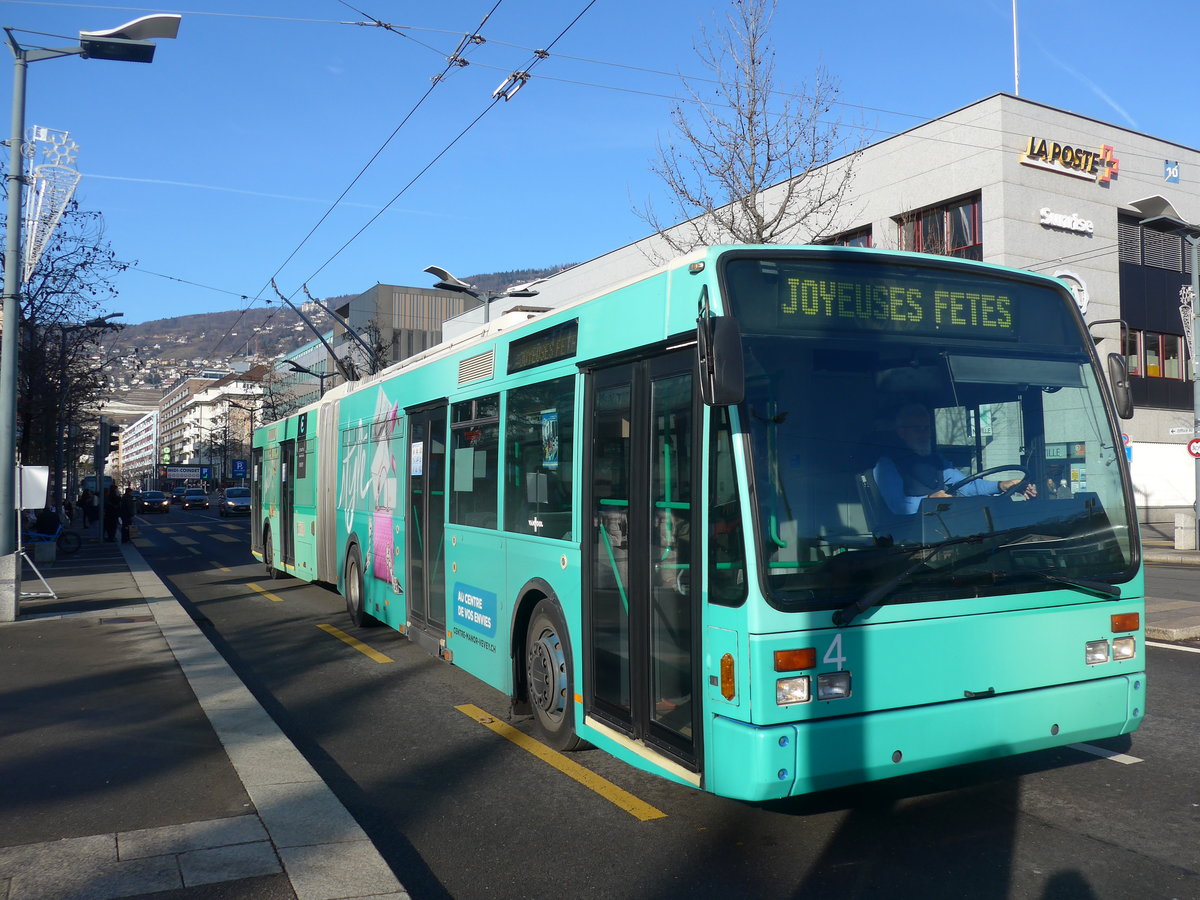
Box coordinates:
[1106,352,1134,419]
[698,315,745,406]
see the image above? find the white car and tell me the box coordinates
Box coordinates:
[219,487,251,517]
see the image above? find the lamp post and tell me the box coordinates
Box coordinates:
[423,265,540,324]
[1187,234,1200,547]
[286,360,334,398]
[0,14,181,623]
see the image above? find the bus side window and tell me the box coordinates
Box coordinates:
[504,375,575,539]
[451,395,500,529]
[709,408,747,606]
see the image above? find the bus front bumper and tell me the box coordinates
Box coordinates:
[706,673,1145,801]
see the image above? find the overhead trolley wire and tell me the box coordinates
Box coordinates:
[212,0,511,359]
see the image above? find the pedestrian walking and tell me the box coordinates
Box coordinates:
[103,485,120,542]
[78,489,96,526]
[120,488,136,543]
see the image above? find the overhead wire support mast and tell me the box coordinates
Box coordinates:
[300,283,381,375]
[269,279,356,383]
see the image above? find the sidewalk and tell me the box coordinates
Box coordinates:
[0,535,408,900]
[1139,521,1200,641]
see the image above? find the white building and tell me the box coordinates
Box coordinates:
[458,93,1200,522]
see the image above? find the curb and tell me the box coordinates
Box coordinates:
[1143,548,1200,566]
[119,542,410,900]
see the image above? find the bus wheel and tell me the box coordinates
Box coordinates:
[344,545,377,628]
[525,600,582,751]
[264,528,282,580]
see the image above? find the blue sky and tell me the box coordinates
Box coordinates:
[1,0,1196,326]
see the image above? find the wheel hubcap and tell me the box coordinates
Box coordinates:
[528,626,567,722]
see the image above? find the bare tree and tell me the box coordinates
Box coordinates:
[254,362,306,425]
[1,179,127,502]
[636,0,860,255]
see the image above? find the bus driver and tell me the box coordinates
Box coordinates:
[874,403,1036,515]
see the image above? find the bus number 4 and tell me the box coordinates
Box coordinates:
[823,634,846,672]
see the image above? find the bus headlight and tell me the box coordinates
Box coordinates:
[776,676,811,705]
[1085,640,1110,665]
[1112,637,1136,660]
[817,671,852,701]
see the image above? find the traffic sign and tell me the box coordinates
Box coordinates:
[1188,439,1200,458]
[1169,426,1197,436]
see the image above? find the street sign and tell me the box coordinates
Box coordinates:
[1169,426,1197,436]
[232,459,247,478]
[1188,439,1200,458]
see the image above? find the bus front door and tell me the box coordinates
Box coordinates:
[586,351,698,769]
[407,402,448,636]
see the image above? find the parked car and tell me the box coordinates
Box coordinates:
[218,487,251,517]
[137,490,170,514]
[171,487,187,504]
[181,488,210,510]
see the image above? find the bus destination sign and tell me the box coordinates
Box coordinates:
[507,319,579,374]
[780,276,1015,337]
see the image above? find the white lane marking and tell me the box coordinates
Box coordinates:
[1147,640,1200,654]
[1068,743,1143,765]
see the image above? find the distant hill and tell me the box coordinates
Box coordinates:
[108,302,339,364]
[96,269,571,406]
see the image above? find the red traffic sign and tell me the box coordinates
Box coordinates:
[1188,439,1200,458]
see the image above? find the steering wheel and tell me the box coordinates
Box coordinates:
[945,465,1029,497]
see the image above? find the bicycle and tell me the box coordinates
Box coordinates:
[24,524,81,555]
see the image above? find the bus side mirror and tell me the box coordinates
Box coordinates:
[698,315,744,406]
[1107,353,1134,420]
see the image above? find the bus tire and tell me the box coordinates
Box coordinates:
[525,599,582,751]
[263,527,283,580]
[344,544,377,628]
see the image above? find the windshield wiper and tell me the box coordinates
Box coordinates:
[991,569,1121,598]
[832,538,975,627]
[829,523,1103,627]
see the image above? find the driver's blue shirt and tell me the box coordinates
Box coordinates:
[874,450,1002,515]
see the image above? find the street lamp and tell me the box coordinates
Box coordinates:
[0,15,181,623]
[423,265,540,323]
[286,360,334,397]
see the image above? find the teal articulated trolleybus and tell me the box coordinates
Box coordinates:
[250,245,1144,801]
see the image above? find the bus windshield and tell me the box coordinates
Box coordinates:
[721,253,1136,611]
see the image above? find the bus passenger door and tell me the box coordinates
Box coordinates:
[280,438,296,568]
[407,402,448,634]
[250,446,263,556]
[585,351,698,769]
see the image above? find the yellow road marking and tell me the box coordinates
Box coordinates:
[189,525,211,532]
[133,539,152,548]
[170,535,198,546]
[187,547,201,555]
[158,526,176,534]
[455,704,667,821]
[317,624,394,663]
[247,582,285,603]
[210,560,231,572]
[212,534,240,543]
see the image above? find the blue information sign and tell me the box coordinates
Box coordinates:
[232,459,248,477]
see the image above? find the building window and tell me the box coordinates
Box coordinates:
[822,226,872,248]
[1123,327,1188,380]
[1123,325,1141,376]
[897,195,982,260]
